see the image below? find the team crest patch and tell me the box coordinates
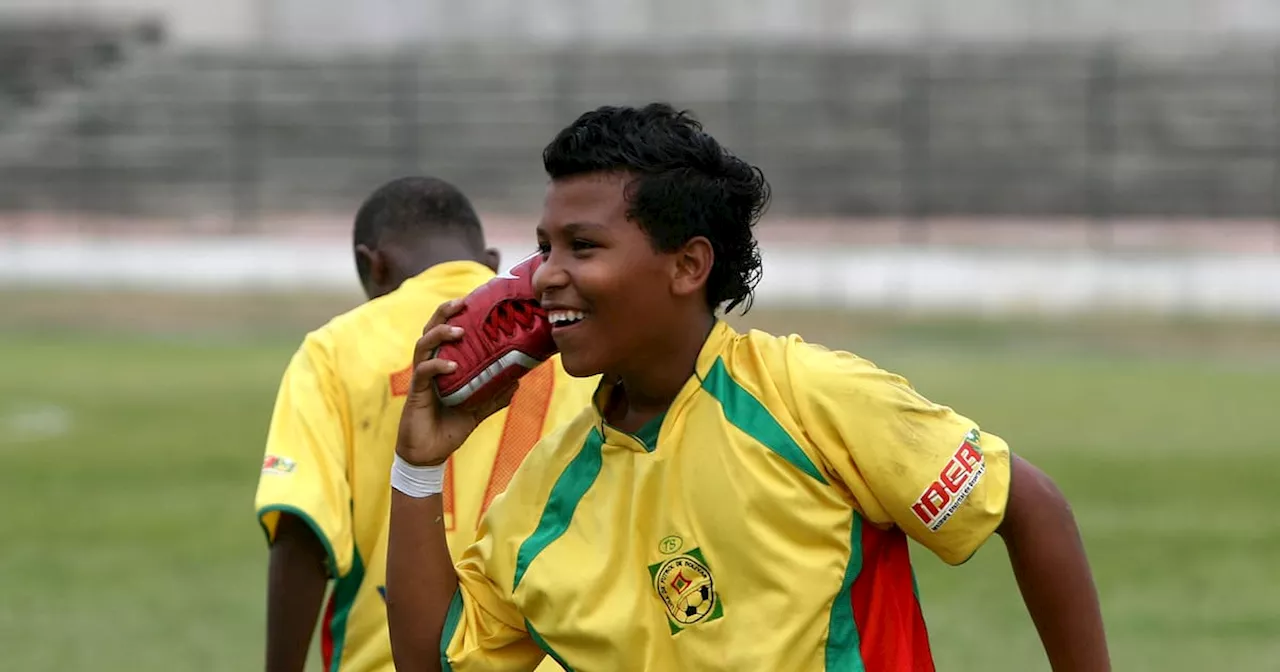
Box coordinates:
[647,547,724,634]
[261,455,297,475]
[911,428,985,532]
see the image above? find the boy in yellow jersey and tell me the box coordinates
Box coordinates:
[254,176,595,672]
[385,106,1111,672]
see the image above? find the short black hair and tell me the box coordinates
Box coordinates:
[352,176,484,284]
[542,103,769,314]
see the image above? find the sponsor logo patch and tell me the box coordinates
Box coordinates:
[261,454,297,475]
[911,429,985,532]
[647,547,724,634]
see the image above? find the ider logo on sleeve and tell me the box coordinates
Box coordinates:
[911,429,985,532]
[261,455,297,476]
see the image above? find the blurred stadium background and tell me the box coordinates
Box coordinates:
[2,1,1279,670]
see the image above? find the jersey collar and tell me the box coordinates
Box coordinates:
[591,319,737,453]
[400,260,495,294]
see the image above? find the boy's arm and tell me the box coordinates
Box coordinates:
[265,513,330,672]
[998,454,1110,672]
[255,333,354,671]
[388,301,547,672]
[386,491,456,672]
[779,339,1108,671]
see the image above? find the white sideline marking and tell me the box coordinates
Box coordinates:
[1,235,1279,317]
[1,404,74,445]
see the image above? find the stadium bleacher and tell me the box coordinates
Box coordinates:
[0,36,1276,223]
[0,15,161,117]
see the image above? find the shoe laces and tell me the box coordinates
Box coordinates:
[482,299,542,342]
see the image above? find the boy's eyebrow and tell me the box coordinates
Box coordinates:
[564,222,605,234]
[539,221,606,237]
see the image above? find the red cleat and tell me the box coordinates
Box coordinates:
[432,252,557,409]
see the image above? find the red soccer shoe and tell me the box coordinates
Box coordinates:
[432,252,557,409]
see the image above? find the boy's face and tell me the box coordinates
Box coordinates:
[534,172,678,378]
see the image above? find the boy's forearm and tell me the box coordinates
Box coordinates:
[386,492,458,672]
[999,455,1110,672]
[266,514,330,672]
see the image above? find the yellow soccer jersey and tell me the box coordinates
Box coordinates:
[441,320,1012,672]
[254,260,596,672]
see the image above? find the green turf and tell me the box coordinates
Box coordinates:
[1,298,1278,671]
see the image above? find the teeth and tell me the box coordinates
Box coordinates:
[548,310,585,326]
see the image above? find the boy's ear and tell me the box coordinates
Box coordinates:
[355,244,389,298]
[671,236,713,299]
[483,247,501,273]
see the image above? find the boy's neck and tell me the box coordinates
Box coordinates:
[608,311,716,429]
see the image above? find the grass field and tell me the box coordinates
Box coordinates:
[2,289,1279,671]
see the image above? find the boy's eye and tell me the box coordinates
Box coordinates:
[536,242,551,256]
[571,239,596,251]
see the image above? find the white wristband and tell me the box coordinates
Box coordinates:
[391,454,446,498]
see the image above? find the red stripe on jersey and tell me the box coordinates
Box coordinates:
[320,590,337,670]
[849,524,936,672]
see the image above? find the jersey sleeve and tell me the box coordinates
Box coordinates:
[253,332,353,577]
[785,339,1012,565]
[440,420,590,672]
[441,530,546,672]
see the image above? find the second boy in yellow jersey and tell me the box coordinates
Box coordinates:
[254,177,596,672]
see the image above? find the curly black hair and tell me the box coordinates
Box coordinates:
[542,103,770,314]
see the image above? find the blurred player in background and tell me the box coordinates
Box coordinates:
[385,105,1110,671]
[254,176,595,672]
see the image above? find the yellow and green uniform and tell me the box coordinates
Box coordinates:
[254,261,597,672]
[443,320,1011,671]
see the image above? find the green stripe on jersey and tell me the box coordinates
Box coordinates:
[527,618,574,671]
[825,514,866,671]
[439,589,464,672]
[513,427,605,591]
[326,542,365,672]
[701,357,828,484]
